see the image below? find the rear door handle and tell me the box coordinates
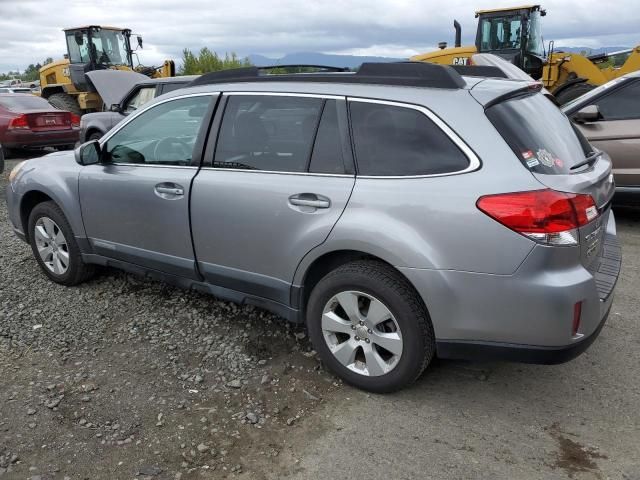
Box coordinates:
[289,193,331,209]
[155,183,184,199]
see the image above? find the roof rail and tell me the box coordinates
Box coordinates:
[186,61,466,90]
[257,64,351,72]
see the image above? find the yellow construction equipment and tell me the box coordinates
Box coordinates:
[411,5,640,104]
[39,26,175,114]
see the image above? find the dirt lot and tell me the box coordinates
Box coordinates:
[1,154,639,480]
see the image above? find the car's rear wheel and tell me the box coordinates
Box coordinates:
[307,260,435,393]
[28,201,94,285]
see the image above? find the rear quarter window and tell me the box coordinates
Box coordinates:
[486,92,592,174]
[349,101,470,176]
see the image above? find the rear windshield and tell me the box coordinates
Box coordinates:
[0,95,52,111]
[486,92,592,174]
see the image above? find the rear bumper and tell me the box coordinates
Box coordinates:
[2,128,79,149]
[400,211,621,364]
[435,304,611,364]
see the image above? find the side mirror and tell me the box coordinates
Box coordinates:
[75,140,101,166]
[74,31,84,46]
[137,36,143,49]
[574,105,600,123]
[109,103,122,113]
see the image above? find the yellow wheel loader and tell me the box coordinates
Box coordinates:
[411,5,640,104]
[39,26,175,115]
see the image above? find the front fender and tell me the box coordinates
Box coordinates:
[12,153,86,240]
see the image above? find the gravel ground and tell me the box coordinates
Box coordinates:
[1,156,340,479]
[1,154,640,480]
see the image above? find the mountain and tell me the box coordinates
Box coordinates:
[554,46,631,55]
[247,47,633,69]
[248,52,404,69]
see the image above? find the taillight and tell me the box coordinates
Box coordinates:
[70,114,81,127]
[477,189,598,246]
[8,114,29,130]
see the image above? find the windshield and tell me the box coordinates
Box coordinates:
[66,31,90,63]
[91,29,131,66]
[479,14,523,51]
[562,77,628,112]
[65,28,131,66]
[486,93,593,174]
[526,11,544,56]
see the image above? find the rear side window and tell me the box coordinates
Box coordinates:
[593,80,640,120]
[349,101,469,176]
[309,100,345,174]
[486,93,592,174]
[214,95,323,172]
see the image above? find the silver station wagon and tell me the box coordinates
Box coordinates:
[6,63,621,392]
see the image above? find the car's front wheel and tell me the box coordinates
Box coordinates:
[307,260,435,393]
[28,201,94,285]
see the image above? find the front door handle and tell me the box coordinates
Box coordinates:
[289,193,331,209]
[155,183,184,199]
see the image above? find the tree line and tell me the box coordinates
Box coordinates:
[0,58,54,82]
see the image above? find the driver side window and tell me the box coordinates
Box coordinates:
[124,87,157,114]
[105,95,211,166]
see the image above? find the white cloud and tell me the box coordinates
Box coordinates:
[0,0,638,72]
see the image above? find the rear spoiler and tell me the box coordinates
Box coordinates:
[450,65,508,79]
[482,82,544,109]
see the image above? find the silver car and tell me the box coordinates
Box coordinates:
[5,63,621,392]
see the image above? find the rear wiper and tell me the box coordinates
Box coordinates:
[570,150,602,171]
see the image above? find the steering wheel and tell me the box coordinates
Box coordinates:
[98,50,111,64]
[153,137,192,165]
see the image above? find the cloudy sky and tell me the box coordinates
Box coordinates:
[0,0,638,73]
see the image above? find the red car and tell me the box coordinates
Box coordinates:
[0,94,79,157]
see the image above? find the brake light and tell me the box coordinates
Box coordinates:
[477,189,598,246]
[8,114,29,130]
[70,114,81,127]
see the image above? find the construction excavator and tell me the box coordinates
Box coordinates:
[39,25,175,115]
[411,5,640,104]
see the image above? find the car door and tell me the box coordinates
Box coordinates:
[79,93,217,278]
[190,92,355,305]
[574,79,640,188]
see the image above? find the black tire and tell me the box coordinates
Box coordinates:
[88,131,103,141]
[307,260,435,393]
[28,201,94,286]
[47,92,83,116]
[555,82,596,105]
[1,145,15,160]
[0,144,4,174]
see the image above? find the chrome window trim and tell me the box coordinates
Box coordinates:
[106,163,199,169]
[224,91,343,100]
[199,167,353,178]
[347,97,481,179]
[99,92,219,148]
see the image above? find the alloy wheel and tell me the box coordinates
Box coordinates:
[321,290,403,376]
[34,217,69,275]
